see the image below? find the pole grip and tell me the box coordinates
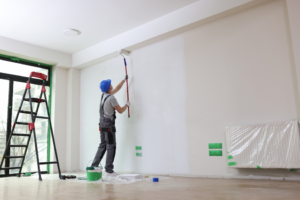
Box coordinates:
[124,58,127,67]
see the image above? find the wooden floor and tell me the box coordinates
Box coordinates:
[0,174,300,200]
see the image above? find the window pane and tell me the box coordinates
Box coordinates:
[0,79,9,175]
[0,60,48,81]
[11,82,50,173]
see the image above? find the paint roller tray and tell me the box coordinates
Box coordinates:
[116,174,143,180]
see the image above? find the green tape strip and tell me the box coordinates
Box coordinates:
[135,146,142,150]
[209,150,222,156]
[136,152,142,157]
[289,169,296,172]
[209,143,222,149]
[228,162,236,166]
[257,166,261,169]
[228,155,233,160]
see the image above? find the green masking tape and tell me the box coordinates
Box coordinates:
[228,162,236,166]
[209,150,222,156]
[136,152,142,157]
[257,166,261,169]
[135,146,142,150]
[228,155,233,160]
[209,143,222,149]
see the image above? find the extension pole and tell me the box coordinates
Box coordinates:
[124,58,130,118]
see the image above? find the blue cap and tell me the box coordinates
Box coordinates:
[100,79,111,92]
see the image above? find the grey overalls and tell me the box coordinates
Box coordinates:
[92,93,116,173]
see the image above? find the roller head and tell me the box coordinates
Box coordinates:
[118,49,131,56]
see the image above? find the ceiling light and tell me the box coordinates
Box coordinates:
[63,28,81,36]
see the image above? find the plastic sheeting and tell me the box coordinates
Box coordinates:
[30,173,172,184]
[226,121,300,169]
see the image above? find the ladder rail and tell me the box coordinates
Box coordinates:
[0,88,28,173]
[27,87,43,181]
[43,91,62,179]
[17,80,44,178]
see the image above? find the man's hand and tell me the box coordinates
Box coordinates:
[123,75,128,82]
[114,102,129,114]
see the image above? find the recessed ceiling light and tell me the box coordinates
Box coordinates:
[63,28,81,36]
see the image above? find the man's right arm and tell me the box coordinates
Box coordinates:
[114,101,130,114]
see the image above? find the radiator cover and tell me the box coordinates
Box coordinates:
[226,121,300,168]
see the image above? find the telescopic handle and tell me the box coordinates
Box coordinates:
[124,58,130,118]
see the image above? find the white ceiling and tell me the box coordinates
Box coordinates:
[0,0,198,54]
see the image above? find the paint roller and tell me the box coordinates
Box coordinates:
[118,49,131,118]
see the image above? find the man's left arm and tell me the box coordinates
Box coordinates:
[112,75,128,95]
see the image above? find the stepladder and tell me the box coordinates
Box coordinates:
[0,72,62,181]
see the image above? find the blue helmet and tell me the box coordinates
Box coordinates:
[100,79,111,92]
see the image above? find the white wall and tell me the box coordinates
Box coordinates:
[183,0,300,177]
[0,36,71,68]
[72,0,267,69]
[80,0,300,178]
[66,68,80,172]
[80,35,188,174]
[51,67,81,173]
[51,66,68,172]
[286,0,300,99]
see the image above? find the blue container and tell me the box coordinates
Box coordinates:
[153,178,159,182]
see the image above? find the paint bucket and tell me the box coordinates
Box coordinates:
[86,166,102,181]
[86,161,102,181]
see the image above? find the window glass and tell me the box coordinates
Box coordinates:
[0,60,48,81]
[0,79,9,174]
[9,82,50,173]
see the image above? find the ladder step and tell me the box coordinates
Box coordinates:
[23,98,45,103]
[12,134,31,137]
[19,110,36,115]
[35,116,49,119]
[10,145,27,148]
[5,156,25,159]
[39,162,57,165]
[15,122,29,125]
[1,167,21,170]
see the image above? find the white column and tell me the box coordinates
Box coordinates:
[66,68,81,172]
[50,66,68,173]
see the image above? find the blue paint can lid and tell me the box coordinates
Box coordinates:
[153,178,159,182]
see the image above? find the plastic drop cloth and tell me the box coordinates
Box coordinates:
[30,172,171,185]
[226,121,300,169]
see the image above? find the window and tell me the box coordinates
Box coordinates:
[0,55,51,177]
